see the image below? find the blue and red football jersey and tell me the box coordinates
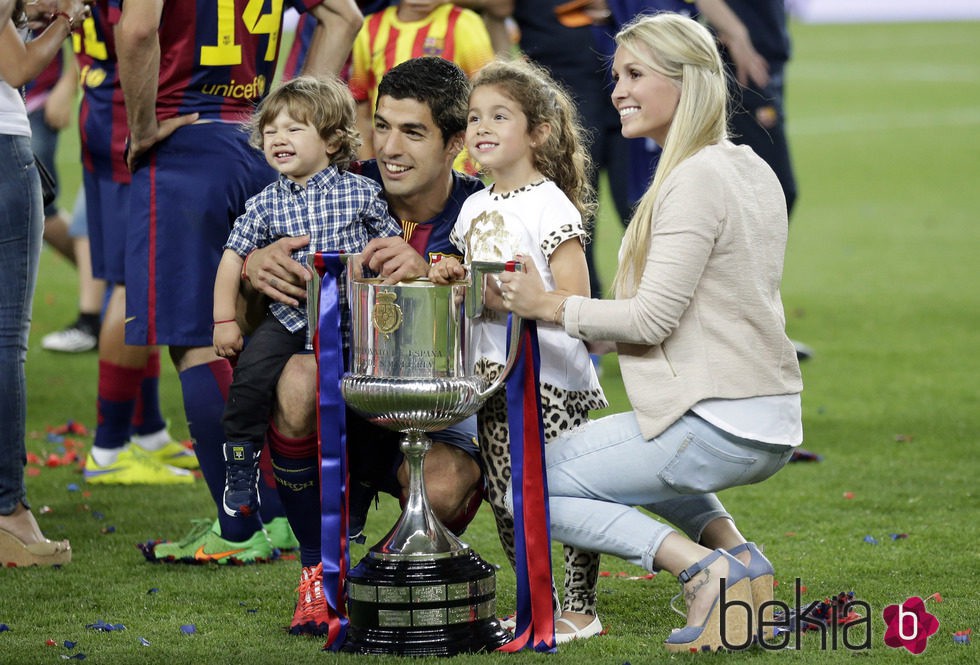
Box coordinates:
[352,159,481,265]
[74,0,130,183]
[108,0,322,123]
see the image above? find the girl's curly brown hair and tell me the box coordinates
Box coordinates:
[470,58,597,225]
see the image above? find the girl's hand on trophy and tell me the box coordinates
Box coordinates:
[428,256,465,285]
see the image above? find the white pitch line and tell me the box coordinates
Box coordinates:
[790,62,980,84]
[789,106,980,135]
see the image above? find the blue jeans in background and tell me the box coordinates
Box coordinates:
[0,134,45,514]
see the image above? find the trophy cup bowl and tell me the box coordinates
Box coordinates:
[326,258,519,656]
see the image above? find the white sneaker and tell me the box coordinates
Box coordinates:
[41,325,98,353]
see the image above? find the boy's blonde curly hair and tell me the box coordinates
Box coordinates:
[247,76,361,171]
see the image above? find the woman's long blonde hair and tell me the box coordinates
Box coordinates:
[612,13,729,297]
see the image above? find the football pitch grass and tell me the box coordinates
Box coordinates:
[2,18,978,665]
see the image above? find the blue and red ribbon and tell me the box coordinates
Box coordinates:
[497,318,556,653]
[313,252,350,651]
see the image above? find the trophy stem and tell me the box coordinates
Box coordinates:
[369,430,467,559]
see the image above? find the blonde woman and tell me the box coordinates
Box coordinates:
[498,12,802,652]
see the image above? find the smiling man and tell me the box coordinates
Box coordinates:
[241,57,487,635]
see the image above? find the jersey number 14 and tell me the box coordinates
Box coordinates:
[200,0,284,66]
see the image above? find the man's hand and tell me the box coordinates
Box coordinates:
[362,236,429,285]
[126,113,199,171]
[243,236,312,307]
[726,37,769,89]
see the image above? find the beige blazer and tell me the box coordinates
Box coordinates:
[564,141,803,439]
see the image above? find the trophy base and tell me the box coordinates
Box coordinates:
[344,549,512,656]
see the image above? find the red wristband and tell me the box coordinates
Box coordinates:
[213,319,236,325]
[241,251,254,282]
[51,11,74,31]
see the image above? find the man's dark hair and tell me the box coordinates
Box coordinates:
[376,57,470,146]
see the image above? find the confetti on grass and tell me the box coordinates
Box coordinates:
[789,448,822,462]
[180,624,197,635]
[49,421,89,436]
[86,620,125,632]
[953,629,972,645]
[598,571,656,580]
[864,533,910,545]
[773,591,864,635]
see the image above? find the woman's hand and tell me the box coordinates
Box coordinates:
[496,255,563,322]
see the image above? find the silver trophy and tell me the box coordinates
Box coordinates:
[309,255,520,655]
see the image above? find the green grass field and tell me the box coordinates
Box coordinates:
[1,18,978,664]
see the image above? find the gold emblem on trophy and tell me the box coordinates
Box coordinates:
[372,291,403,335]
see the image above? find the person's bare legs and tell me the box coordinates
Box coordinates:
[700,516,752,567]
[275,353,482,527]
[654,533,737,631]
[73,236,106,317]
[274,354,317,438]
[98,287,149,366]
[42,210,74,263]
[395,442,482,526]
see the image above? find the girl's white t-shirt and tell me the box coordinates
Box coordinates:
[451,179,601,393]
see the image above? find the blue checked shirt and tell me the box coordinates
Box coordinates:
[225,165,401,339]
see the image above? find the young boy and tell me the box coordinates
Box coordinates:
[212,76,401,519]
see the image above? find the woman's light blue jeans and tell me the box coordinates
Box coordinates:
[0,134,45,515]
[525,411,793,572]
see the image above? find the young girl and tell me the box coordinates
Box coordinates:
[429,58,608,643]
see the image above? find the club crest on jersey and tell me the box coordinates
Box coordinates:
[80,65,108,89]
[422,37,445,56]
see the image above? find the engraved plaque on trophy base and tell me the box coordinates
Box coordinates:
[343,550,511,656]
